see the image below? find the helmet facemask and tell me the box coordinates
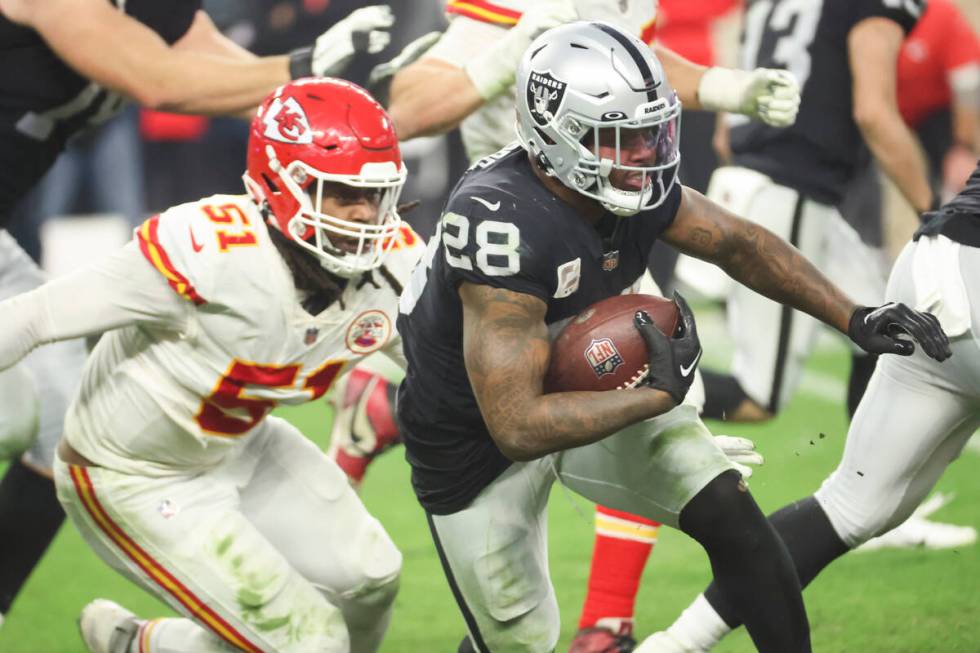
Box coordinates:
[244,78,408,280]
[548,96,681,216]
[254,145,406,279]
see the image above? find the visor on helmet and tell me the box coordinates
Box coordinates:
[561,96,682,215]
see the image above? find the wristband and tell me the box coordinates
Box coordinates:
[289,47,314,80]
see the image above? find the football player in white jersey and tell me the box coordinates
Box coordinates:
[0,0,396,629]
[0,78,423,653]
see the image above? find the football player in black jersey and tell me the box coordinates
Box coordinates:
[680,0,935,426]
[395,21,949,653]
[0,0,394,633]
[640,164,980,653]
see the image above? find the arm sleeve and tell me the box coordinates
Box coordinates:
[0,240,189,371]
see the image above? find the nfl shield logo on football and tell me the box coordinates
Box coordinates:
[585,338,624,377]
[601,250,619,272]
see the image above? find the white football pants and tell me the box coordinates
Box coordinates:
[55,416,402,653]
[815,237,980,546]
[427,405,733,653]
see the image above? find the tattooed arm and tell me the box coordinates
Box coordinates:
[459,282,677,462]
[662,186,854,333]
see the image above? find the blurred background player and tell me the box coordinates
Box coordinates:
[677,0,932,426]
[330,2,797,648]
[898,0,980,204]
[637,160,980,653]
[0,78,419,653]
[0,0,394,630]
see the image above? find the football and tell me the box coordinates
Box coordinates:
[544,294,680,393]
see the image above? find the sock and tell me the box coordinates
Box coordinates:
[699,370,750,421]
[700,496,848,639]
[680,471,809,653]
[666,593,731,651]
[0,459,65,613]
[577,505,660,632]
[847,354,878,419]
[766,496,850,587]
[131,617,230,653]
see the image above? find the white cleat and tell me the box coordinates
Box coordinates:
[857,493,978,552]
[634,631,706,653]
[78,599,141,653]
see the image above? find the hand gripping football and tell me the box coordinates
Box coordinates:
[544,294,680,393]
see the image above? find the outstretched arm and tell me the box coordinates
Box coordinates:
[460,283,676,462]
[663,187,855,332]
[4,0,289,115]
[656,44,800,128]
[0,242,187,371]
[1,0,393,117]
[663,187,951,360]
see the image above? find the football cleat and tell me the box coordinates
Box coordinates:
[856,493,977,552]
[570,620,637,653]
[78,599,141,653]
[326,367,401,486]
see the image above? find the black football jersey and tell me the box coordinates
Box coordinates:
[396,145,682,515]
[728,0,923,205]
[915,159,980,247]
[0,0,200,220]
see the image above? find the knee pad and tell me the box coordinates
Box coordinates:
[343,517,402,606]
[0,365,39,459]
[480,605,561,653]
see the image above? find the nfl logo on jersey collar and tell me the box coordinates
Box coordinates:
[304,327,319,345]
[601,250,620,272]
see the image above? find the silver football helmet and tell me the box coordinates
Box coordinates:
[515,21,682,216]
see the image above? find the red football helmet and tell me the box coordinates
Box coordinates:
[244,78,406,277]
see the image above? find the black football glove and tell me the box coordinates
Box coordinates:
[633,292,702,404]
[847,302,952,362]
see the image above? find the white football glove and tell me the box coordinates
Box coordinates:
[290,5,394,79]
[713,435,764,479]
[465,0,578,100]
[698,67,801,128]
[367,30,443,93]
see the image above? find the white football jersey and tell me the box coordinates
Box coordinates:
[429,0,658,161]
[65,194,423,475]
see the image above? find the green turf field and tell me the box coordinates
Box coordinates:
[1,330,978,652]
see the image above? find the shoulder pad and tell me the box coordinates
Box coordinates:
[135,195,264,305]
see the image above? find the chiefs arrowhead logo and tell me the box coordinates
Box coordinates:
[262,96,313,144]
